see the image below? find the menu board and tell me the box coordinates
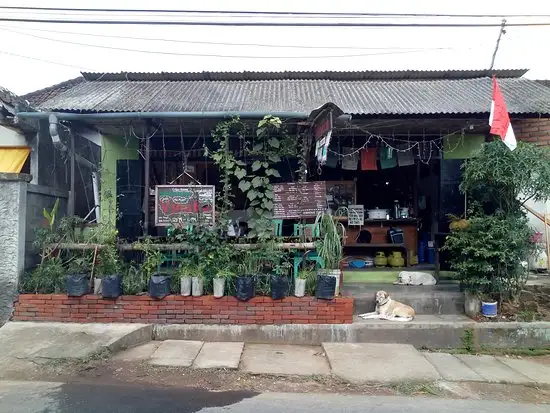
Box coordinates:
[273,181,327,219]
[154,185,215,227]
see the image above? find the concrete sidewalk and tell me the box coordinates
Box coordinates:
[116,340,550,385]
[0,322,152,378]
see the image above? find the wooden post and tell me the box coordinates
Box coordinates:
[142,136,151,235]
[68,133,75,216]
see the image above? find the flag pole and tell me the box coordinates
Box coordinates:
[489,19,507,71]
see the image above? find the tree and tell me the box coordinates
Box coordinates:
[444,140,550,300]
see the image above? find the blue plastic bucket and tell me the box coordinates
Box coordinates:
[481,301,498,318]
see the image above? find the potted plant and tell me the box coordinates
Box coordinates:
[176,257,195,296]
[481,294,498,318]
[191,263,205,297]
[295,264,316,298]
[66,255,92,297]
[213,268,234,298]
[271,260,291,300]
[143,246,169,299]
[21,257,65,294]
[316,213,345,298]
[96,243,123,298]
[235,250,257,301]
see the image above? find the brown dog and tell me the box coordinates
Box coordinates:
[358,290,415,321]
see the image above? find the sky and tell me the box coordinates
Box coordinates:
[1,0,550,95]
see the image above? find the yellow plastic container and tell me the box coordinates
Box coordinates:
[374,252,388,267]
[388,251,405,267]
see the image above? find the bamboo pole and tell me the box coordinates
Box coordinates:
[51,242,316,251]
[522,203,550,227]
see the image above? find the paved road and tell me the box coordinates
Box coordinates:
[0,381,547,413]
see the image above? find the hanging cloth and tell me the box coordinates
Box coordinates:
[397,144,415,167]
[360,148,377,171]
[379,146,397,169]
[341,147,359,170]
[0,147,30,173]
[325,151,339,168]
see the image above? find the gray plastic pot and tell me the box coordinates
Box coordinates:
[213,277,225,298]
[192,276,204,297]
[180,276,192,296]
[294,278,306,297]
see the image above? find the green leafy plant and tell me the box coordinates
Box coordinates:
[67,254,92,275]
[316,213,345,270]
[443,141,548,301]
[20,257,65,293]
[96,243,120,276]
[121,262,147,295]
[176,256,202,278]
[209,116,297,239]
[42,198,60,231]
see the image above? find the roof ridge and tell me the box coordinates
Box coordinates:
[81,69,529,82]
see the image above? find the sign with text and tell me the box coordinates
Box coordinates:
[273,181,327,219]
[154,185,215,227]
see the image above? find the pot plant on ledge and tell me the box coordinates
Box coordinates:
[295,263,316,298]
[66,255,92,297]
[96,243,123,299]
[235,250,258,301]
[316,212,345,298]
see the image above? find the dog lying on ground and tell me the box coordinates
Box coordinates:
[394,271,437,286]
[358,290,415,321]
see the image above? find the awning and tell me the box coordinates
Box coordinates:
[0,147,30,173]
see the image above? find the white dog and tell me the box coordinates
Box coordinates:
[394,271,437,286]
[358,290,415,322]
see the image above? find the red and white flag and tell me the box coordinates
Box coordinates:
[489,76,517,151]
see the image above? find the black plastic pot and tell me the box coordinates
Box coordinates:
[66,274,89,297]
[270,274,288,300]
[235,275,255,301]
[315,274,336,300]
[149,273,171,299]
[101,274,123,299]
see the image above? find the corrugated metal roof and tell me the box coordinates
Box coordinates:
[81,69,528,82]
[21,77,85,106]
[34,70,550,115]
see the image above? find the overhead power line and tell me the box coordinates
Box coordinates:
[2,17,550,27]
[1,6,550,19]
[2,28,461,59]
[0,25,466,51]
[0,50,93,70]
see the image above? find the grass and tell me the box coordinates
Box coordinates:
[390,381,442,396]
[430,347,550,357]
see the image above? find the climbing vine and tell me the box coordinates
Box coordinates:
[209,115,298,239]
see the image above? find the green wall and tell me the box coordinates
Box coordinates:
[100,135,139,226]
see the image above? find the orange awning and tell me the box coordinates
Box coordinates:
[0,147,30,173]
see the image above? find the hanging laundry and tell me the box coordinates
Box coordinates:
[397,147,415,167]
[325,151,339,168]
[341,147,359,170]
[360,148,377,171]
[379,146,397,169]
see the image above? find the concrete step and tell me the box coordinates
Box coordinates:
[152,315,550,349]
[342,282,465,315]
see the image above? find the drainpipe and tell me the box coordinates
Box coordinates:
[18,111,310,121]
[47,114,96,170]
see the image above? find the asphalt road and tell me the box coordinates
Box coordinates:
[0,381,547,413]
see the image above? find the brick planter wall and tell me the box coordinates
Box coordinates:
[12,294,354,324]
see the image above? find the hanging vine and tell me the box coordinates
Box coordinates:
[208,115,297,239]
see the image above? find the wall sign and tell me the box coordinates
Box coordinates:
[273,181,327,219]
[154,185,215,227]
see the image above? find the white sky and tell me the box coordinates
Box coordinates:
[1,0,550,95]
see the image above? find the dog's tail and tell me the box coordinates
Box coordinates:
[394,316,414,322]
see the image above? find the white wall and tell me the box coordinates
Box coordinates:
[0,124,26,146]
[524,198,550,235]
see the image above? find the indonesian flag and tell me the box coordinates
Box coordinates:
[489,76,517,151]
